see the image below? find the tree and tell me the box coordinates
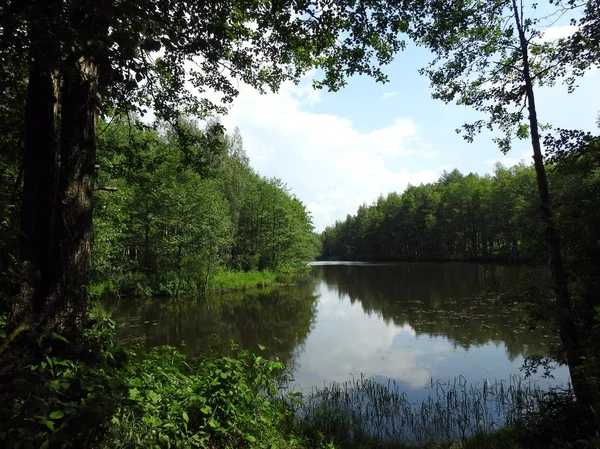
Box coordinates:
[92,117,319,296]
[5,0,411,332]
[556,0,600,78]
[403,0,595,404]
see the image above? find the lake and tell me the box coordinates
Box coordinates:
[106,262,570,401]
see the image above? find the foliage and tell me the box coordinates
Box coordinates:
[404,0,564,153]
[555,0,600,79]
[0,312,129,448]
[3,0,411,120]
[93,118,319,297]
[0,30,26,317]
[320,164,541,261]
[206,270,278,291]
[110,344,293,449]
[0,311,305,449]
[513,390,600,449]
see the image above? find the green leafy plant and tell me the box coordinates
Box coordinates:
[110,343,295,448]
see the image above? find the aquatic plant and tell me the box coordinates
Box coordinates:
[287,375,568,447]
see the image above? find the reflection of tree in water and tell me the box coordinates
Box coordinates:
[105,277,319,370]
[311,263,560,360]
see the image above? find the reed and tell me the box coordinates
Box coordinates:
[286,375,567,447]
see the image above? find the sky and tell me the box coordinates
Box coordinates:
[214,23,600,233]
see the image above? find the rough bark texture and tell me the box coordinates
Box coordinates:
[512,0,591,405]
[17,0,61,321]
[48,57,100,331]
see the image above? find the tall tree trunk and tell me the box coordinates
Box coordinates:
[46,56,99,331]
[512,0,591,405]
[16,0,61,322]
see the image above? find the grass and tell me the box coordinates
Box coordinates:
[91,265,310,298]
[3,307,588,449]
[205,269,278,291]
[205,264,311,292]
[286,375,567,449]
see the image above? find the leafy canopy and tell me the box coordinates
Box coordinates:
[5,0,411,119]
[403,0,570,153]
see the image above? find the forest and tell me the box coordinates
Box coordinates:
[1,0,599,448]
[92,118,319,297]
[320,156,599,263]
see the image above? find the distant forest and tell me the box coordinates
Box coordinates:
[320,158,598,262]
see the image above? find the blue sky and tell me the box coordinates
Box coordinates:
[217,25,600,232]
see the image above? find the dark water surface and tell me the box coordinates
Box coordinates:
[106,262,569,398]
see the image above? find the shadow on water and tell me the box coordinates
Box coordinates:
[104,277,320,369]
[105,262,570,443]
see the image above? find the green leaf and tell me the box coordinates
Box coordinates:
[43,420,55,431]
[129,387,140,400]
[148,390,160,403]
[182,411,189,423]
[50,333,68,343]
[50,411,64,420]
[517,124,529,139]
[208,417,219,428]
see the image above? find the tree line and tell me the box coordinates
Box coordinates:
[321,164,543,261]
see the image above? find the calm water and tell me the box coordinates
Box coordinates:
[106,262,569,399]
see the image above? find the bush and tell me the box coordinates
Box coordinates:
[0,313,129,449]
[109,344,295,448]
[0,313,303,449]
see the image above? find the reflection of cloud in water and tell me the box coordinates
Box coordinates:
[290,283,571,394]
[292,290,440,390]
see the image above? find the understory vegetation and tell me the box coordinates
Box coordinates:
[1,314,597,449]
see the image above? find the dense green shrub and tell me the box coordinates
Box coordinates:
[0,313,303,449]
[0,314,128,448]
[109,344,294,448]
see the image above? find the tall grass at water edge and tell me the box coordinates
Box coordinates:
[286,375,569,447]
[205,269,278,291]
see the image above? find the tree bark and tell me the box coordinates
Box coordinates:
[512,0,591,405]
[46,56,100,331]
[17,0,61,321]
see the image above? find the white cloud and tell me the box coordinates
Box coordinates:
[382,91,401,99]
[540,24,578,42]
[219,76,440,232]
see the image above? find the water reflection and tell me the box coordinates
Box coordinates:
[106,278,319,368]
[106,262,569,397]
[291,263,567,394]
[312,263,556,357]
